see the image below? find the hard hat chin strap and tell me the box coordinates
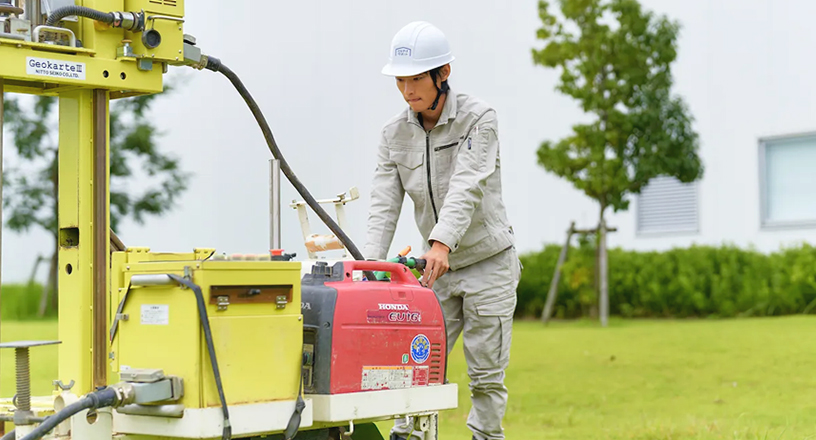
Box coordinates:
[428,67,449,111]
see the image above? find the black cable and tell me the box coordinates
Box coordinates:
[203,56,377,281]
[19,388,118,440]
[45,6,114,27]
[283,379,306,440]
[168,274,231,440]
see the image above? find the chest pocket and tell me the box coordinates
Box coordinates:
[434,141,460,198]
[390,149,425,195]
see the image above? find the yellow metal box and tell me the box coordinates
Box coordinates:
[123,0,185,63]
[110,251,303,410]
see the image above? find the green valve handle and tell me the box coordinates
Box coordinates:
[373,256,426,281]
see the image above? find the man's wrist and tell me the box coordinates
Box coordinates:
[431,240,451,253]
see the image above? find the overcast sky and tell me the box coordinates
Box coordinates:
[2,0,816,283]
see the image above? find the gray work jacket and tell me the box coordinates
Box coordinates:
[364,89,515,271]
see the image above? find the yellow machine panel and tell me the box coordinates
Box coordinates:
[122,0,185,63]
[110,251,303,410]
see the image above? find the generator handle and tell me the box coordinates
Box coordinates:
[341,261,419,286]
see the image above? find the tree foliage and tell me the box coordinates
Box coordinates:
[2,87,189,236]
[531,0,703,215]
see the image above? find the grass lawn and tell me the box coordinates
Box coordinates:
[2,317,816,439]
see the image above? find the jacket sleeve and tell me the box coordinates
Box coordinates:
[428,110,498,252]
[364,132,405,260]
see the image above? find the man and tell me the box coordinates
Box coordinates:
[364,21,521,440]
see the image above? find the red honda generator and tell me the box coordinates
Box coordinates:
[300,260,448,395]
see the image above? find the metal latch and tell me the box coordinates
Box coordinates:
[217,296,229,311]
[276,295,287,309]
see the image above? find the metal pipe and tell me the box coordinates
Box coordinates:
[0,32,26,41]
[270,158,281,250]
[129,274,173,287]
[0,415,46,423]
[24,0,39,27]
[115,403,185,418]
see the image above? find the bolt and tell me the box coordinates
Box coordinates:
[15,347,31,412]
[0,340,61,425]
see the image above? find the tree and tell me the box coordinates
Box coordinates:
[2,87,190,316]
[531,0,704,326]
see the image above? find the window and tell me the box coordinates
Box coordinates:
[759,132,816,228]
[636,176,699,234]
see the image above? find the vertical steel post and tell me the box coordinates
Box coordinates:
[270,159,281,250]
[24,0,40,27]
[92,89,108,388]
[58,88,109,394]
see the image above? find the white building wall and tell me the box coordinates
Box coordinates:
[3,0,816,283]
[603,0,816,253]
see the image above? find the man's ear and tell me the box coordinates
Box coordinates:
[439,64,451,83]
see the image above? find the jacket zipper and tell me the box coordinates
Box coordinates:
[426,131,439,223]
[434,142,458,152]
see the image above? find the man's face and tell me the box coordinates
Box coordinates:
[396,70,440,113]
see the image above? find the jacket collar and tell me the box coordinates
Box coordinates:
[406,88,458,129]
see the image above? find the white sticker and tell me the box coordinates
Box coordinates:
[26,57,86,80]
[361,366,413,391]
[140,304,169,325]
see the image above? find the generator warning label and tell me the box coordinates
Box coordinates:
[26,57,86,80]
[140,304,169,325]
[412,366,429,386]
[360,366,431,390]
[361,366,413,390]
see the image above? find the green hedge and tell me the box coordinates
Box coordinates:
[517,241,816,319]
[0,283,55,321]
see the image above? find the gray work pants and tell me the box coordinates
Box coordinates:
[392,246,521,440]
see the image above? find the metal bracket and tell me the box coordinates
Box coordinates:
[339,420,354,440]
[217,296,229,311]
[53,379,75,391]
[290,187,360,259]
[276,295,287,309]
[408,413,439,439]
[182,266,193,288]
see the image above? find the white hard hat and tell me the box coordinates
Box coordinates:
[382,21,455,77]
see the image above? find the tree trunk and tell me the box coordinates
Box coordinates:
[542,222,575,324]
[599,214,609,328]
[591,239,599,319]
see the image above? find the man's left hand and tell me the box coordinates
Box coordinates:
[420,241,450,289]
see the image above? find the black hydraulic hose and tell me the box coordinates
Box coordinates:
[45,6,114,27]
[203,56,378,280]
[19,388,118,440]
[168,274,231,440]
